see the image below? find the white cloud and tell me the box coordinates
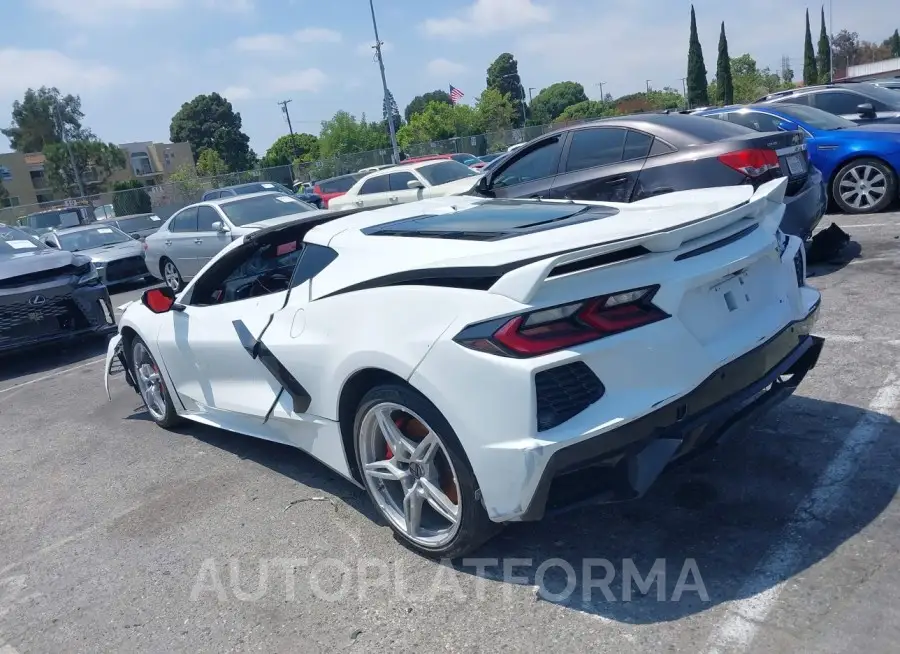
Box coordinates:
[422,0,550,38]
[0,48,119,98]
[294,28,342,43]
[426,58,467,78]
[265,69,328,95]
[223,86,253,100]
[234,34,293,53]
[36,0,180,24]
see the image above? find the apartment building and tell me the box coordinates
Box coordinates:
[0,141,194,212]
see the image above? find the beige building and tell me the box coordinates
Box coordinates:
[0,141,194,220]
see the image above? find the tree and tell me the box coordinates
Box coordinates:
[111,179,152,216]
[529,82,589,125]
[687,5,709,107]
[890,29,900,57]
[475,88,515,133]
[1,87,84,153]
[832,29,860,68]
[395,101,480,149]
[260,133,319,168]
[168,163,205,200]
[817,7,832,83]
[557,100,619,121]
[0,180,9,207]
[486,53,526,126]
[803,10,819,85]
[383,90,402,135]
[196,148,229,177]
[42,139,125,196]
[729,54,789,103]
[404,90,452,123]
[613,88,685,114]
[169,93,254,172]
[317,111,389,158]
[716,22,734,105]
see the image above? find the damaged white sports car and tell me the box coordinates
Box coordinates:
[105,178,823,557]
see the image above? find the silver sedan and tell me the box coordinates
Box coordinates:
[143,192,324,292]
[41,224,151,287]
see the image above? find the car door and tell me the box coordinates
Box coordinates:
[548,127,650,203]
[155,236,307,421]
[386,170,423,205]
[164,207,200,276]
[355,174,394,208]
[194,204,233,270]
[811,90,887,124]
[484,134,565,199]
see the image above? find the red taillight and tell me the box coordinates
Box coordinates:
[718,148,780,178]
[455,286,668,357]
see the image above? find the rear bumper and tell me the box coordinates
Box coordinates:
[518,302,823,521]
[781,166,827,240]
[0,284,117,355]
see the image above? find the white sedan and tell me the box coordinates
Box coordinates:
[105,179,823,558]
[327,159,481,211]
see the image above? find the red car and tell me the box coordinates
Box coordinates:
[312,173,365,208]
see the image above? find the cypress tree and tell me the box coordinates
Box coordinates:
[687,5,709,107]
[889,29,900,58]
[817,6,832,83]
[716,22,734,105]
[803,9,819,85]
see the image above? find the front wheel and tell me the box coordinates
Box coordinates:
[354,383,499,559]
[131,336,182,428]
[832,158,896,214]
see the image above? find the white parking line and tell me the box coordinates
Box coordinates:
[705,372,900,654]
[0,357,104,397]
[816,333,900,346]
[815,222,889,233]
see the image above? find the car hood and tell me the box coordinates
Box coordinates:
[0,248,84,282]
[841,123,900,137]
[238,209,332,231]
[79,240,144,263]
[432,175,483,194]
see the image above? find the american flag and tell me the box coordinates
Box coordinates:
[449,85,464,104]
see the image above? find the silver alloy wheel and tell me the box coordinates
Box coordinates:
[838,164,887,210]
[359,402,462,548]
[133,341,167,421]
[163,261,180,290]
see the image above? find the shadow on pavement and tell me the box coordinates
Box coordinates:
[0,335,111,385]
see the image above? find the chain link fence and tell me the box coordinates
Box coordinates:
[1,117,606,226]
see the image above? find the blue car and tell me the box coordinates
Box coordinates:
[697,103,900,214]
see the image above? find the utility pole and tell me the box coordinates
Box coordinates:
[55,103,85,199]
[368,0,400,164]
[646,79,652,93]
[679,77,687,100]
[528,87,536,103]
[595,81,605,103]
[277,99,300,181]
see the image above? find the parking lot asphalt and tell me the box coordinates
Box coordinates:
[0,212,898,653]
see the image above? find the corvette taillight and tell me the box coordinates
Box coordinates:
[454,285,669,357]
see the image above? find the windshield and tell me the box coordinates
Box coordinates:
[57,226,131,252]
[317,174,362,194]
[861,84,900,107]
[112,214,163,232]
[774,104,858,130]
[479,153,502,162]
[449,153,480,166]
[0,225,46,254]
[417,161,480,186]
[20,209,84,230]
[220,194,314,226]
[235,182,294,195]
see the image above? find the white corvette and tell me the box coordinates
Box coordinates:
[105,178,824,557]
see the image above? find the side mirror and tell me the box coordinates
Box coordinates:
[777,120,799,132]
[211,221,230,233]
[406,180,425,190]
[141,286,178,313]
[132,234,141,240]
[857,102,875,117]
[45,240,59,248]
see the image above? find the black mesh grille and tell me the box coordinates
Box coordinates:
[105,256,147,282]
[0,296,85,338]
[793,248,805,286]
[535,362,605,432]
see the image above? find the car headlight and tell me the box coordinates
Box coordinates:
[77,262,101,286]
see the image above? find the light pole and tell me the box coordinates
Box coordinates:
[528,87,536,103]
[368,0,400,164]
[646,79,652,93]
[595,81,605,103]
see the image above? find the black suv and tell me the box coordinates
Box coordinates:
[756,82,900,125]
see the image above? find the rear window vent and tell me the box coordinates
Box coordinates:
[548,246,650,278]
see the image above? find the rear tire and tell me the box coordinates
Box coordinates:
[831,158,896,214]
[353,383,500,559]
[160,258,183,292]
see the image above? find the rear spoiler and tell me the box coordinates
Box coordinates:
[487,178,788,304]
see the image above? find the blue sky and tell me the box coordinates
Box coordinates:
[0,0,892,157]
